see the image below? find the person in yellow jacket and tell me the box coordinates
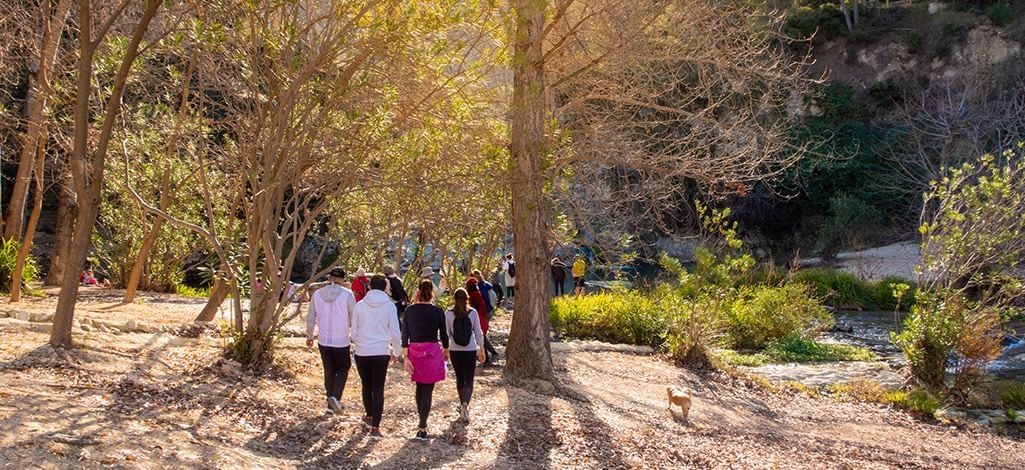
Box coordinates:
[572,256,587,298]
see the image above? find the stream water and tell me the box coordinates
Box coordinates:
[742,310,1025,389]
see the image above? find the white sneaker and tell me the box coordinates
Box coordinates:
[326,397,335,414]
[328,397,343,413]
[459,403,470,423]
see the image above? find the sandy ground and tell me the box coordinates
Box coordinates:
[803,241,921,281]
[2,293,1024,469]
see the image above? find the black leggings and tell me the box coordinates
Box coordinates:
[507,286,515,297]
[450,350,477,404]
[355,355,390,427]
[553,279,565,296]
[318,344,351,399]
[484,335,498,360]
[415,382,435,429]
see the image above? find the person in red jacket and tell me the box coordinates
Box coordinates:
[351,268,371,302]
[465,277,491,364]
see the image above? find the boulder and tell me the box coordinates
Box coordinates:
[29,312,54,323]
[12,310,31,321]
[927,2,947,14]
[0,310,9,319]
[80,323,93,332]
[29,322,52,334]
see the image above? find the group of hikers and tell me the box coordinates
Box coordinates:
[304,263,504,441]
[551,255,588,298]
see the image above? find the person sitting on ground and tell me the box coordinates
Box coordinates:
[81,269,99,286]
[305,267,357,414]
[351,275,401,438]
[402,279,448,442]
[351,268,371,302]
[445,288,486,423]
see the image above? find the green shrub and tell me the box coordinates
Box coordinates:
[726,283,833,350]
[176,284,212,299]
[550,291,666,347]
[764,334,876,362]
[886,389,943,416]
[0,238,39,294]
[715,349,767,367]
[790,268,914,311]
[998,382,1025,409]
[785,3,847,41]
[984,1,1014,26]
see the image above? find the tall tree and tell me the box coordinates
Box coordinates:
[51,0,165,347]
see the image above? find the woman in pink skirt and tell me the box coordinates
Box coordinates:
[401,279,449,441]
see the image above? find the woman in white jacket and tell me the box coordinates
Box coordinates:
[350,274,401,438]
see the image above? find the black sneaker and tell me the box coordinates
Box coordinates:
[369,428,383,439]
[414,429,428,442]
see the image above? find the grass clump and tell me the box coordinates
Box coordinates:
[550,290,665,347]
[827,379,888,403]
[176,284,212,299]
[790,268,914,311]
[726,283,833,350]
[764,334,877,363]
[998,382,1025,409]
[0,238,40,294]
[715,350,768,367]
[886,389,943,416]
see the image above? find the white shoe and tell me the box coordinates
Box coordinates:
[459,403,470,423]
[328,397,343,413]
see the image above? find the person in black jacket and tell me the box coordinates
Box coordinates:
[401,279,448,442]
[382,265,409,321]
[551,258,568,296]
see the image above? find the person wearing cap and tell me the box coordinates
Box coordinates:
[418,266,441,299]
[306,267,357,414]
[351,267,371,302]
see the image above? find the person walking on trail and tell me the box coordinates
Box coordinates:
[351,268,371,302]
[572,256,587,298]
[551,258,568,296]
[472,269,495,315]
[401,279,448,442]
[445,288,486,423]
[465,277,498,365]
[502,254,516,298]
[490,266,505,304]
[351,275,401,438]
[305,267,357,414]
[382,265,409,321]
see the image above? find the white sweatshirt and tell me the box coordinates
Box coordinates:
[351,289,401,357]
[306,284,356,348]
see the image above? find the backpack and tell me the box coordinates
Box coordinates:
[507,262,516,278]
[453,314,473,347]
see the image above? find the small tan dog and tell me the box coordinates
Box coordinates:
[667,387,693,419]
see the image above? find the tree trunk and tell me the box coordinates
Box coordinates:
[10,131,47,301]
[194,276,229,322]
[852,0,859,27]
[4,0,72,240]
[504,0,555,384]
[46,173,76,286]
[123,169,170,303]
[839,0,853,32]
[51,0,162,348]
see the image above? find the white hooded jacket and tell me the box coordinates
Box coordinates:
[351,289,401,357]
[306,284,356,348]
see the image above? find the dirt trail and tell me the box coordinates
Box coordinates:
[1,295,1023,468]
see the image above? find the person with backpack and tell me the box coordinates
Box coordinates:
[467,274,499,364]
[401,279,448,442]
[351,268,371,302]
[490,266,505,304]
[382,265,409,321]
[351,275,402,438]
[502,254,516,298]
[305,267,357,414]
[445,288,486,423]
[551,258,568,296]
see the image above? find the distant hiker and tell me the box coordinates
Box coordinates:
[418,266,441,298]
[351,274,401,438]
[305,267,357,414]
[471,269,495,316]
[466,276,498,365]
[351,268,371,302]
[402,279,448,441]
[573,256,587,298]
[445,288,486,423]
[490,267,505,304]
[502,254,516,298]
[383,265,409,321]
[551,258,568,296]
[81,269,99,286]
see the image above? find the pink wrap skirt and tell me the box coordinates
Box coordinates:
[407,342,445,384]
